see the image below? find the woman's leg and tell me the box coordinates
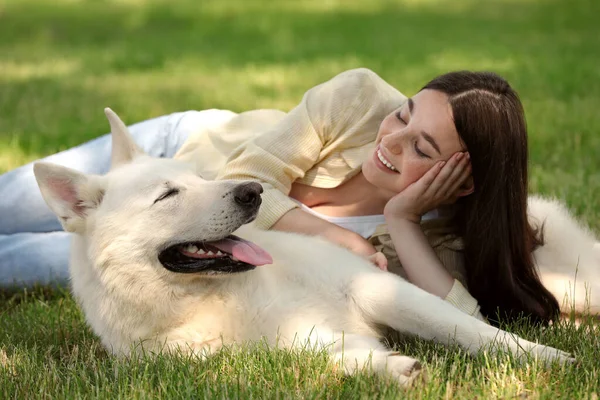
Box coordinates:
[0,110,223,287]
[0,232,72,287]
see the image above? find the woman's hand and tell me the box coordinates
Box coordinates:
[367,252,388,271]
[384,152,472,223]
[322,225,388,270]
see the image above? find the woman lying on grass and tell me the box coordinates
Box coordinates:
[1,68,598,324]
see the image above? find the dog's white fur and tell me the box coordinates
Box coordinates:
[529,197,600,315]
[33,109,598,385]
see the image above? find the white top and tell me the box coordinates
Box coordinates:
[292,200,441,238]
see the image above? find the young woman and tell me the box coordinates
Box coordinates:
[1,69,598,323]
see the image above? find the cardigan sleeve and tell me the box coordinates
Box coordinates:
[444,280,488,322]
[216,68,403,229]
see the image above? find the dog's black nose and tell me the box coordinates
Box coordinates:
[233,182,263,208]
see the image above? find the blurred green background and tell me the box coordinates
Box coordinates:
[1,0,599,230]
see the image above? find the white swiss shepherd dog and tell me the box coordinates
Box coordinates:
[33,109,599,386]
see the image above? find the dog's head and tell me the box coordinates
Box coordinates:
[33,109,273,281]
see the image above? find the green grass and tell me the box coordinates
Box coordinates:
[1,288,599,399]
[1,0,599,398]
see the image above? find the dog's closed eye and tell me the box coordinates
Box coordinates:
[154,188,180,204]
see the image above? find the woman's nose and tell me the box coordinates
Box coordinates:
[381,132,403,155]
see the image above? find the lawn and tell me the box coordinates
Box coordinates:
[1,0,599,398]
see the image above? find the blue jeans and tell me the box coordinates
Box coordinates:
[0,110,214,287]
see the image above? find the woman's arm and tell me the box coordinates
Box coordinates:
[272,208,379,259]
[385,218,454,297]
[384,153,488,321]
[383,154,470,296]
[387,217,486,320]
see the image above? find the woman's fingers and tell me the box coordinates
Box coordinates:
[423,152,466,199]
[437,152,471,197]
[409,160,446,197]
[384,151,470,221]
[367,251,388,271]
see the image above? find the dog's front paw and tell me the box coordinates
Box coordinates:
[531,345,576,366]
[386,354,425,386]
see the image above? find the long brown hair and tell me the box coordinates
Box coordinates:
[422,72,560,323]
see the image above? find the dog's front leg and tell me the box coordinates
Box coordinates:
[348,273,574,364]
[331,333,423,386]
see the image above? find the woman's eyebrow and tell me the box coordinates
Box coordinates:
[421,131,441,155]
[409,98,442,155]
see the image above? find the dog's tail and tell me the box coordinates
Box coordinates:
[528,196,600,315]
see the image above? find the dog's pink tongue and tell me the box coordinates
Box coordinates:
[211,237,273,266]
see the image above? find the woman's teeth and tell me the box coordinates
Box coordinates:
[377,149,397,172]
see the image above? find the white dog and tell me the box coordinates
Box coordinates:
[33,109,592,386]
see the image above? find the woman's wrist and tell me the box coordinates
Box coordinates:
[383,203,423,224]
[384,211,422,227]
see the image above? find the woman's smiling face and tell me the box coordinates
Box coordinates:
[362,89,467,195]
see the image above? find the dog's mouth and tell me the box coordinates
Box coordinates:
[158,235,273,275]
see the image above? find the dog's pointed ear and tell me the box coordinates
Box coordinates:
[33,162,105,233]
[104,107,144,170]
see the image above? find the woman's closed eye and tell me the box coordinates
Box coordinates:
[413,141,431,159]
[395,110,407,125]
[154,188,180,204]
